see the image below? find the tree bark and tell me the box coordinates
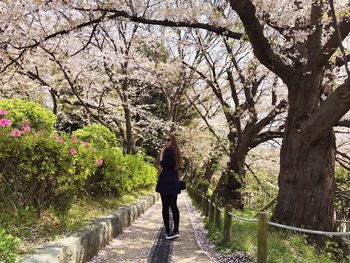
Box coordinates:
[196,154,221,193]
[214,148,246,209]
[273,70,337,233]
[274,129,336,232]
[122,80,135,154]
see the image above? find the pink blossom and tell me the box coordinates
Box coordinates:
[0,110,7,115]
[55,136,63,143]
[92,148,97,152]
[69,148,78,155]
[0,118,12,127]
[10,129,22,137]
[96,159,103,165]
[82,141,89,147]
[71,136,79,142]
[22,124,31,132]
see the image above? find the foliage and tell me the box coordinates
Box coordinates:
[0,98,56,132]
[0,104,157,215]
[72,123,118,150]
[243,170,279,210]
[96,148,157,196]
[0,128,98,213]
[0,102,158,261]
[0,227,20,263]
[335,166,350,220]
[204,213,336,263]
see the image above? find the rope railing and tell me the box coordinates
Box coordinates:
[189,185,350,236]
[228,212,258,222]
[267,221,350,236]
[186,184,350,263]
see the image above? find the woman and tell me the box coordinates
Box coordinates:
[155,133,184,240]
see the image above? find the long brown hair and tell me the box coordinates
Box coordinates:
[167,133,184,170]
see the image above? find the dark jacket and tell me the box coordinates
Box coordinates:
[155,147,180,195]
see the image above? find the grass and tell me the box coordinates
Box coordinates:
[190,196,349,263]
[0,186,156,259]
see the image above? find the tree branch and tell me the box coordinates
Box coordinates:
[305,0,324,61]
[229,0,295,83]
[336,119,350,127]
[309,80,350,141]
[251,130,284,148]
[74,7,243,39]
[184,93,230,156]
[329,0,350,80]
[254,99,287,132]
[313,15,350,67]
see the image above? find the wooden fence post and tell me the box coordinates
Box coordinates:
[257,212,268,263]
[214,198,221,229]
[205,195,210,217]
[209,197,215,223]
[223,204,232,244]
[201,194,206,214]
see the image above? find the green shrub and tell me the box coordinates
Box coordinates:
[0,98,56,132]
[0,128,99,213]
[0,101,156,223]
[123,153,157,190]
[72,123,117,150]
[91,148,157,196]
[0,227,20,263]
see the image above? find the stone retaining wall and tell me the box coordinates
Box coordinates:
[19,193,159,263]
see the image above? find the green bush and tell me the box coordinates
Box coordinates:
[72,123,117,150]
[91,148,157,196]
[0,101,157,238]
[0,98,56,132]
[0,227,20,263]
[0,126,98,213]
[123,153,158,190]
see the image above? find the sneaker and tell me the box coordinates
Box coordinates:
[173,231,180,238]
[165,231,180,240]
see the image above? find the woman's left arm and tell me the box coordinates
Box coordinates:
[160,148,175,169]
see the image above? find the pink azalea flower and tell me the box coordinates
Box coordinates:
[71,136,79,142]
[22,124,31,132]
[96,159,103,165]
[0,118,12,127]
[82,141,89,147]
[92,148,97,153]
[10,129,22,137]
[69,148,78,155]
[55,136,63,143]
[0,110,7,115]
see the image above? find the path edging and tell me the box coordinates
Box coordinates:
[18,193,160,263]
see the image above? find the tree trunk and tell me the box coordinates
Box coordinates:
[121,79,135,154]
[123,105,135,154]
[274,130,336,232]
[214,153,245,209]
[273,73,336,234]
[196,155,221,193]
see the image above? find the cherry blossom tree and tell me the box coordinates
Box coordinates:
[1,0,350,242]
[181,29,287,207]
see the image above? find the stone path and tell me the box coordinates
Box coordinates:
[88,191,213,263]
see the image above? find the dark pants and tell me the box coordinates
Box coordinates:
[160,194,180,234]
